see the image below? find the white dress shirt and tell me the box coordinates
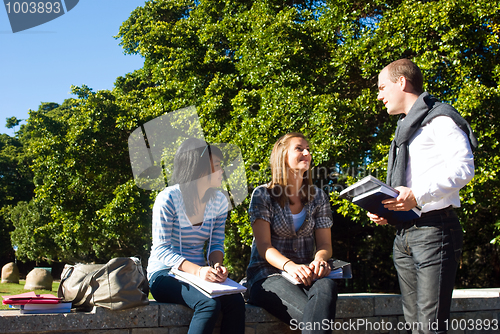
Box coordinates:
[406,116,475,213]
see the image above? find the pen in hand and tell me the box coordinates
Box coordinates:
[210,261,221,273]
[210,261,226,282]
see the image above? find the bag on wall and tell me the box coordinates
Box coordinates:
[57,257,149,311]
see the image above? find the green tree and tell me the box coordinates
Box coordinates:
[0,127,35,264]
[329,0,500,288]
[7,200,56,263]
[10,0,499,291]
[5,116,22,131]
[116,0,500,288]
[8,92,152,263]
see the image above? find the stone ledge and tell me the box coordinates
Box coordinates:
[0,303,158,333]
[0,289,498,334]
[158,303,286,326]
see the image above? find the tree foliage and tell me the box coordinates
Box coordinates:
[0,131,34,263]
[7,92,152,264]
[4,0,499,290]
[5,116,21,130]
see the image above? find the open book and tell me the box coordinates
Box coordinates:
[339,175,421,224]
[281,259,352,285]
[170,267,247,298]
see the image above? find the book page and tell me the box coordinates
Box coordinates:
[170,268,246,296]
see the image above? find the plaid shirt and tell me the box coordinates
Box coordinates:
[246,184,333,289]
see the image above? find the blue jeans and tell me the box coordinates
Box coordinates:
[150,273,245,334]
[249,275,338,334]
[393,208,463,334]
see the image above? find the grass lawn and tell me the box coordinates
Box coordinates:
[1,281,154,310]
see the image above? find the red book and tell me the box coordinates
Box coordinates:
[2,291,62,305]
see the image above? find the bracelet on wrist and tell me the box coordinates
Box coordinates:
[197,266,202,277]
[282,260,292,271]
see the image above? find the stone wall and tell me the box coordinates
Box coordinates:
[0,289,499,334]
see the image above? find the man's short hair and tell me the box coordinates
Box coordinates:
[386,59,423,94]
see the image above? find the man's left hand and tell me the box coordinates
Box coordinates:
[382,186,418,211]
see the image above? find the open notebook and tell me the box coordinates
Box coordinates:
[170,267,247,298]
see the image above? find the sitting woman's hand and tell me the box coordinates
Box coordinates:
[309,260,331,280]
[283,262,314,286]
[198,265,228,283]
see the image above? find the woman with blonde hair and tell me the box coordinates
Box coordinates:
[246,132,338,333]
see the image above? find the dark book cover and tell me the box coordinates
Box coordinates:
[353,187,420,223]
[338,175,389,201]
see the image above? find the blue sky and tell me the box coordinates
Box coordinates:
[0,0,147,136]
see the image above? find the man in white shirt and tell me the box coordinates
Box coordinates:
[369,58,477,333]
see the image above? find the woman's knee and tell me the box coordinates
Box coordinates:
[229,293,246,309]
[222,293,246,316]
[195,296,222,314]
[311,278,338,298]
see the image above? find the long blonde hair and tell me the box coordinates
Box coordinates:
[268,132,316,207]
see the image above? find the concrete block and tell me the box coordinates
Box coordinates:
[0,312,83,333]
[1,290,500,334]
[373,294,403,316]
[1,262,19,284]
[159,303,193,327]
[169,328,189,334]
[255,321,293,334]
[451,297,500,313]
[244,325,256,334]
[157,302,274,328]
[0,304,159,333]
[132,329,169,334]
[92,304,159,329]
[24,268,53,291]
[244,304,281,323]
[337,295,374,318]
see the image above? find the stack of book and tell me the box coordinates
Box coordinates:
[2,291,72,314]
[338,175,421,223]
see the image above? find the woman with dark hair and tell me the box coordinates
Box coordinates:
[246,132,338,334]
[147,138,245,334]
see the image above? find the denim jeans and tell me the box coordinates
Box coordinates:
[249,275,338,334]
[393,208,463,334]
[150,273,245,334]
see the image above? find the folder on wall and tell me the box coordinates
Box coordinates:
[280,259,352,285]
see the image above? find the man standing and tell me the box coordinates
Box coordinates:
[369,58,477,333]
